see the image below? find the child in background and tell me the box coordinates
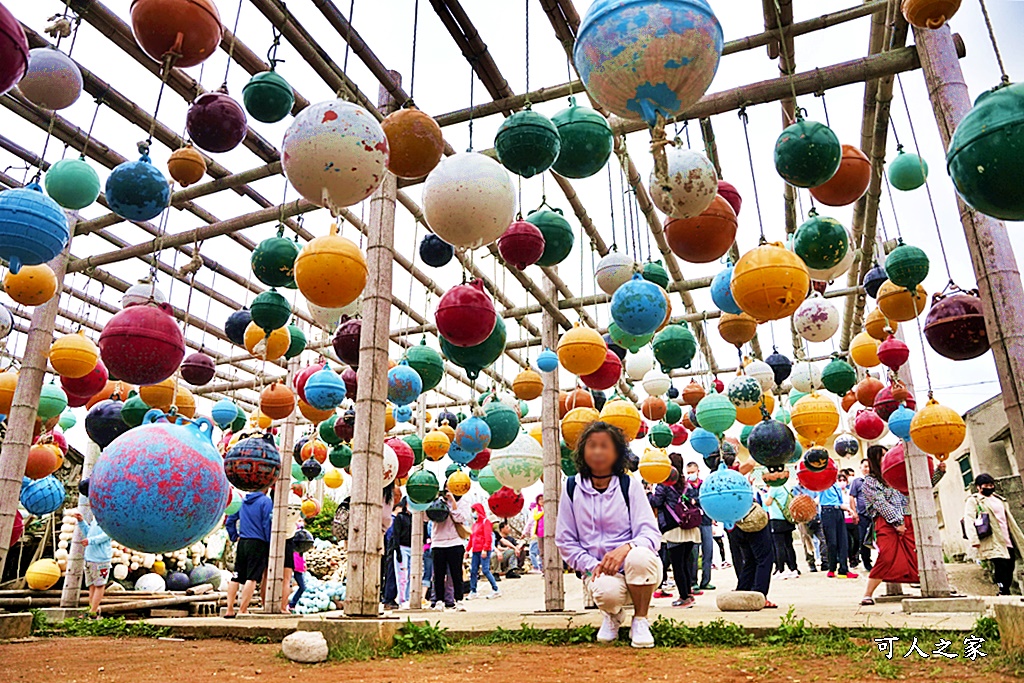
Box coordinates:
[74,511,112,616]
[287,542,307,612]
[466,503,501,599]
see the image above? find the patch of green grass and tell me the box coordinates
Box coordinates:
[476,620,596,646]
[391,620,451,655]
[328,636,381,662]
[872,659,901,679]
[29,609,47,634]
[37,616,171,639]
[648,616,755,647]
[973,615,999,642]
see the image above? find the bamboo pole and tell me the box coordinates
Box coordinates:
[0,221,76,578]
[914,24,1024,471]
[434,0,889,127]
[409,395,426,610]
[60,441,101,609]
[540,271,564,611]
[265,360,298,614]
[346,79,400,617]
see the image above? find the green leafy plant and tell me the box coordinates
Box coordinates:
[305,496,338,541]
[476,621,596,646]
[391,620,451,656]
[974,616,1000,642]
[38,617,171,639]
[648,616,755,647]
[765,607,813,645]
[29,609,47,634]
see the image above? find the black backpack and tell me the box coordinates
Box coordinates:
[566,474,632,515]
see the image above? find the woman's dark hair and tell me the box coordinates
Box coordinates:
[668,452,686,492]
[573,421,630,480]
[866,445,886,482]
[975,473,996,488]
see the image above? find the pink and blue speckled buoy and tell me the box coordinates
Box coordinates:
[573,0,723,127]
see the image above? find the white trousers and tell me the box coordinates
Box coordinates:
[588,546,662,615]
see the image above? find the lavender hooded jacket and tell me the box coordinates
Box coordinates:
[555,474,662,574]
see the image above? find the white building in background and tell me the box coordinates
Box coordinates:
[934,395,1021,561]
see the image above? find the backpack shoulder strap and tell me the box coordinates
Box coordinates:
[619,474,631,512]
[567,475,577,503]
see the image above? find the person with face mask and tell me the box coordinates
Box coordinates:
[964,473,1024,595]
[684,462,715,592]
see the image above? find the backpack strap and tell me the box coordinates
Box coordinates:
[567,475,577,503]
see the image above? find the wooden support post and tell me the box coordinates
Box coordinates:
[266,359,298,613]
[915,25,1024,468]
[60,441,101,608]
[541,270,564,611]
[0,221,75,578]
[409,395,426,610]
[346,76,399,617]
[892,328,950,597]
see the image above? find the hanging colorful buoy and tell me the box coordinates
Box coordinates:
[419,234,454,268]
[877,281,928,322]
[793,294,840,343]
[909,398,966,461]
[808,144,870,206]
[573,0,723,126]
[717,311,757,348]
[551,97,613,179]
[381,106,445,179]
[497,219,546,270]
[495,107,560,178]
[106,151,170,222]
[251,229,299,288]
[282,99,388,211]
[923,288,989,360]
[711,263,741,315]
[885,241,930,290]
[664,195,737,264]
[611,274,668,337]
[902,0,961,29]
[435,279,497,348]
[242,69,295,124]
[887,144,929,191]
[652,324,696,372]
[650,145,718,219]
[595,250,636,295]
[44,157,100,210]
[0,4,28,97]
[731,242,809,322]
[20,47,83,111]
[557,323,608,376]
[186,85,248,153]
[820,357,857,396]
[130,0,222,68]
[774,116,842,188]
[422,152,515,249]
[294,223,367,309]
[440,316,506,380]
[526,207,574,267]
[792,210,849,271]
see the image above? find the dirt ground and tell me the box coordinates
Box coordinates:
[2,637,1019,683]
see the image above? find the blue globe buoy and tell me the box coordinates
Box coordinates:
[699,463,754,526]
[536,348,559,372]
[304,368,347,410]
[455,415,491,454]
[211,399,238,429]
[711,263,741,314]
[448,442,476,465]
[387,360,422,407]
[689,427,719,455]
[394,404,413,422]
[105,152,170,222]
[888,405,915,441]
[20,475,65,515]
[0,182,70,273]
[610,274,667,337]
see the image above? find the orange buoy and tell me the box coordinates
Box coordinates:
[4,264,57,306]
[167,144,207,186]
[809,144,870,206]
[260,382,296,420]
[664,195,737,264]
[381,107,444,180]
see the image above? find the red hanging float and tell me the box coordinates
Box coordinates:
[435,279,497,348]
[877,334,909,372]
[98,303,184,386]
[488,486,524,519]
[881,441,934,495]
[497,220,546,270]
[853,409,885,440]
[386,437,415,480]
[580,350,623,391]
[874,383,916,421]
[332,317,362,368]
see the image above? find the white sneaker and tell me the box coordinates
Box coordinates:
[432,602,445,612]
[787,570,800,579]
[454,601,467,612]
[399,601,410,610]
[630,617,655,648]
[597,609,624,643]
[486,590,502,599]
[465,592,478,600]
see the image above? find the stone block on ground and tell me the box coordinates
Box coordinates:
[281,630,329,663]
[0,613,33,639]
[716,591,765,612]
[902,597,984,614]
[994,604,1024,654]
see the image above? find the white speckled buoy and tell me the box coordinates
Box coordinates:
[650,146,718,219]
[422,152,516,249]
[19,48,82,111]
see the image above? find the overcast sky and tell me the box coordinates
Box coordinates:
[3,0,1023,460]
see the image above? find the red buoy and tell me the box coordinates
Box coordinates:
[497,220,546,270]
[435,279,497,348]
[98,303,184,385]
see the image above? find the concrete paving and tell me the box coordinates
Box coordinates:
[144,563,996,639]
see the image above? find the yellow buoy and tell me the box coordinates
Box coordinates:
[294,223,368,308]
[385,404,396,432]
[301,498,321,518]
[599,399,642,441]
[447,469,471,496]
[139,378,176,412]
[865,307,896,342]
[48,331,99,379]
[26,558,62,590]
[909,398,966,461]
[561,407,600,450]
[790,392,839,445]
[299,400,335,424]
[3,264,58,306]
[323,468,344,488]
[877,281,927,322]
[735,392,775,427]
[438,422,456,443]
[244,323,290,361]
[422,430,450,461]
[556,323,608,376]
[173,384,196,418]
[730,242,810,322]
[0,370,18,414]
[529,422,544,446]
[850,331,881,368]
[639,447,672,484]
[513,369,544,401]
